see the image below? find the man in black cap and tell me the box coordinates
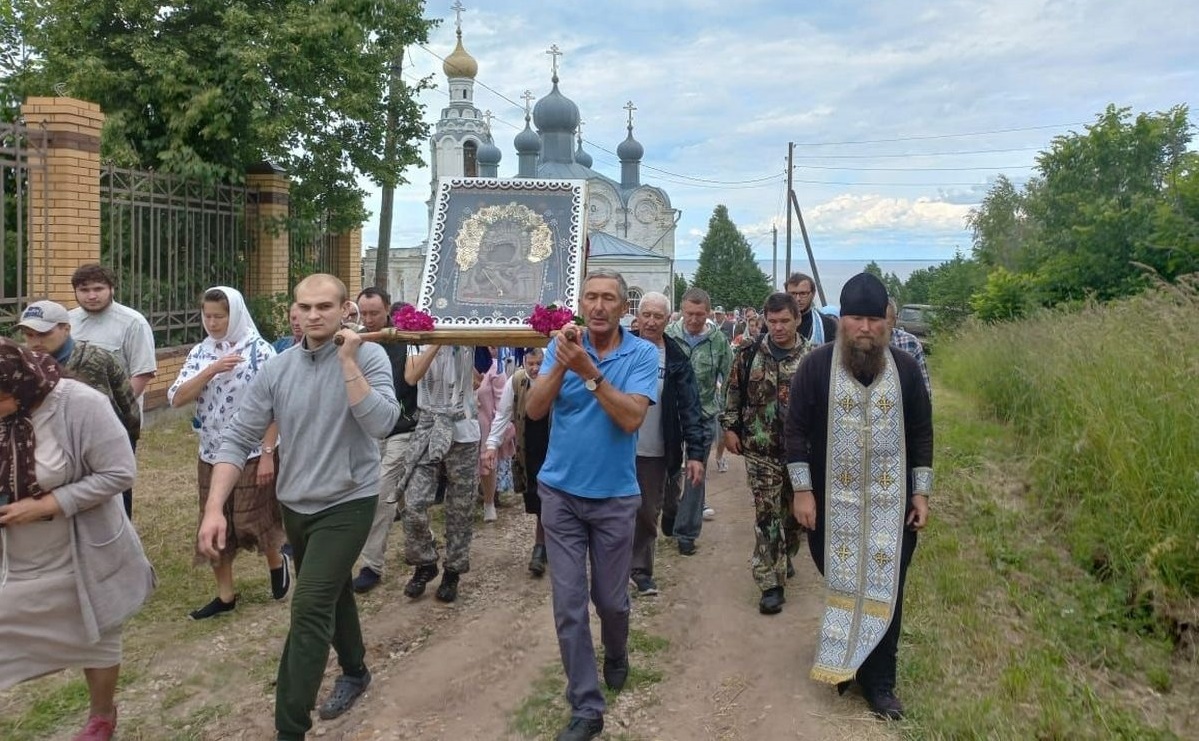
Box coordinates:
[783,272,933,720]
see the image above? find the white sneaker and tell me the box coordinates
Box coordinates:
[483,503,498,522]
[716,457,728,473]
[703,507,716,520]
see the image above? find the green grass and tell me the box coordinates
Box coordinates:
[900,386,1188,739]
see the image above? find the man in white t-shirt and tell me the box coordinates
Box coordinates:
[68,263,157,516]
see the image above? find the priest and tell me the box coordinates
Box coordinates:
[784,272,933,720]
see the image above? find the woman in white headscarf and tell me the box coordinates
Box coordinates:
[168,286,287,620]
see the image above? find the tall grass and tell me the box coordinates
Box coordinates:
[937,278,1199,623]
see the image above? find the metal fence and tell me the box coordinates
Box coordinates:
[288,205,336,290]
[100,166,252,346]
[0,121,48,334]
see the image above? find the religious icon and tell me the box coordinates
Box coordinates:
[418,177,587,327]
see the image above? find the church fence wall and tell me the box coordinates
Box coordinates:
[15,96,362,410]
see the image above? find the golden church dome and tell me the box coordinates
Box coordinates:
[443,32,478,79]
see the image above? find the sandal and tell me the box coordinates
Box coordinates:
[317,669,372,720]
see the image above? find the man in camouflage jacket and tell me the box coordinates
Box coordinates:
[719,292,811,616]
[17,299,141,443]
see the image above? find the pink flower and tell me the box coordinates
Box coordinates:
[528,303,583,336]
[392,305,436,332]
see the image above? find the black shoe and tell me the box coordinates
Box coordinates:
[677,540,696,556]
[603,653,629,691]
[403,563,439,598]
[786,556,796,579]
[435,569,460,603]
[759,586,785,615]
[352,566,382,594]
[631,573,659,596]
[270,552,292,600]
[660,514,675,538]
[189,596,237,620]
[528,544,547,577]
[281,542,294,559]
[863,686,905,720]
[317,669,371,720]
[556,715,604,741]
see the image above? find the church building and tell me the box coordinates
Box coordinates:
[367,14,677,315]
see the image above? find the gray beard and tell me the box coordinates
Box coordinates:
[838,335,887,381]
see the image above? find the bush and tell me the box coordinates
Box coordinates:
[246,292,291,343]
[938,277,1199,622]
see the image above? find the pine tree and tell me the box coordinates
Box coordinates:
[672,273,689,308]
[692,205,772,311]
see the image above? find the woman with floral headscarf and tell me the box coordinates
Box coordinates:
[0,338,155,741]
[169,286,286,620]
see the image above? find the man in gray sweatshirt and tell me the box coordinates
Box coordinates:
[198,274,399,741]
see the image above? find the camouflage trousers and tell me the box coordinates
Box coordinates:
[403,439,479,574]
[744,452,801,591]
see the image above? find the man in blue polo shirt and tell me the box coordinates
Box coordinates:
[526,268,659,741]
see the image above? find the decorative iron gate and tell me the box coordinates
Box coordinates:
[100,166,252,346]
[0,121,49,333]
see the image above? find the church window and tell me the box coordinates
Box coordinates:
[627,288,643,316]
[463,140,478,177]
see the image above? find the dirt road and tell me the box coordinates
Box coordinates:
[110,455,897,740]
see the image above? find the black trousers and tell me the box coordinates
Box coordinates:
[807,512,918,691]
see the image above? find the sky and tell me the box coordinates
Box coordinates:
[362,0,1199,265]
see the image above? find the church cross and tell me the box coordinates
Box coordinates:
[546,44,563,77]
[576,119,585,140]
[451,1,465,32]
[624,100,637,129]
[521,90,535,117]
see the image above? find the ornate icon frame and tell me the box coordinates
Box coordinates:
[417,177,588,327]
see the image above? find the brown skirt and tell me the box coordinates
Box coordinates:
[195,456,285,566]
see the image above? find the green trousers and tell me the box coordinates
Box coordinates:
[276,496,376,740]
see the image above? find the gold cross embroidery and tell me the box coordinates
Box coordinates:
[876,396,895,414]
[876,470,895,489]
[837,469,855,488]
[837,394,856,415]
[835,543,854,562]
[872,551,893,569]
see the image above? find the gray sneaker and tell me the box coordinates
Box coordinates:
[631,573,659,596]
[318,669,371,720]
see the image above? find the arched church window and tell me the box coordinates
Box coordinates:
[627,288,643,316]
[463,140,478,177]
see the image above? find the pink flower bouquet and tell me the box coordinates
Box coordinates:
[528,303,584,336]
[391,304,436,332]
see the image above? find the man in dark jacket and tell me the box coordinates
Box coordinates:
[630,292,707,596]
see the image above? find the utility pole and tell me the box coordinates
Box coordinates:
[790,190,826,306]
[785,142,794,280]
[771,224,778,288]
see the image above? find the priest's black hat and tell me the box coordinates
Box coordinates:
[839,273,888,318]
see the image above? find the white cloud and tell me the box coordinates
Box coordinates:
[807,194,973,234]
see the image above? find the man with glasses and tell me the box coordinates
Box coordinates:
[784,273,837,346]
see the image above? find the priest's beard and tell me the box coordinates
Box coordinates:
[837,333,887,381]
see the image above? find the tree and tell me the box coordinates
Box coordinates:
[865,260,905,302]
[691,205,772,311]
[1022,105,1192,302]
[966,175,1034,272]
[9,0,434,229]
[672,272,689,309]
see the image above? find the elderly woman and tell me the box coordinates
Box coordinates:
[169,286,286,620]
[0,338,155,741]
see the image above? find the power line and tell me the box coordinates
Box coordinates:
[793,146,1041,159]
[797,163,1034,172]
[791,121,1090,147]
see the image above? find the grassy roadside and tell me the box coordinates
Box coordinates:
[899,387,1192,739]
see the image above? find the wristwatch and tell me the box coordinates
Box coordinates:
[584,374,605,392]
